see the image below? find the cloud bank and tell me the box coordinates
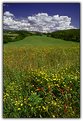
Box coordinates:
[3,11,76,33]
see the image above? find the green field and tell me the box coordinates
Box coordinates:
[3,35,80,118]
[4,35,79,47]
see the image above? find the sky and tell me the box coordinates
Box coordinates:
[3,3,80,33]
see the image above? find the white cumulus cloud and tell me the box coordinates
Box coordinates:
[4,11,14,17]
[3,11,76,33]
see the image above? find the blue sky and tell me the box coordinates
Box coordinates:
[3,3,80,32]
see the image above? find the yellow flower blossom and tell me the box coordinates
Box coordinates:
[21,103,23,106]
[18,108,21,110]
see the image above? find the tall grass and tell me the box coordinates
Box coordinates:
[3,45,80,118]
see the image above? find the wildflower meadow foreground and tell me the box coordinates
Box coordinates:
[3,45,80,118]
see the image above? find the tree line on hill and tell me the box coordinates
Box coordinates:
[47,29,80,42]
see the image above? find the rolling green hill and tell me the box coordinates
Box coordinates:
[3,29,80,44]
[4,35,79,47]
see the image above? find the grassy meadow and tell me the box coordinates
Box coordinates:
[3,35,80,118]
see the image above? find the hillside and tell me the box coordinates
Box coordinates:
[4,35,79,48]
[47,29,80,42]
[3,29,80,118]
[3,29,80,44]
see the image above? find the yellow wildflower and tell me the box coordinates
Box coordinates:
[18,108,21,110]
[21,103,23,106]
